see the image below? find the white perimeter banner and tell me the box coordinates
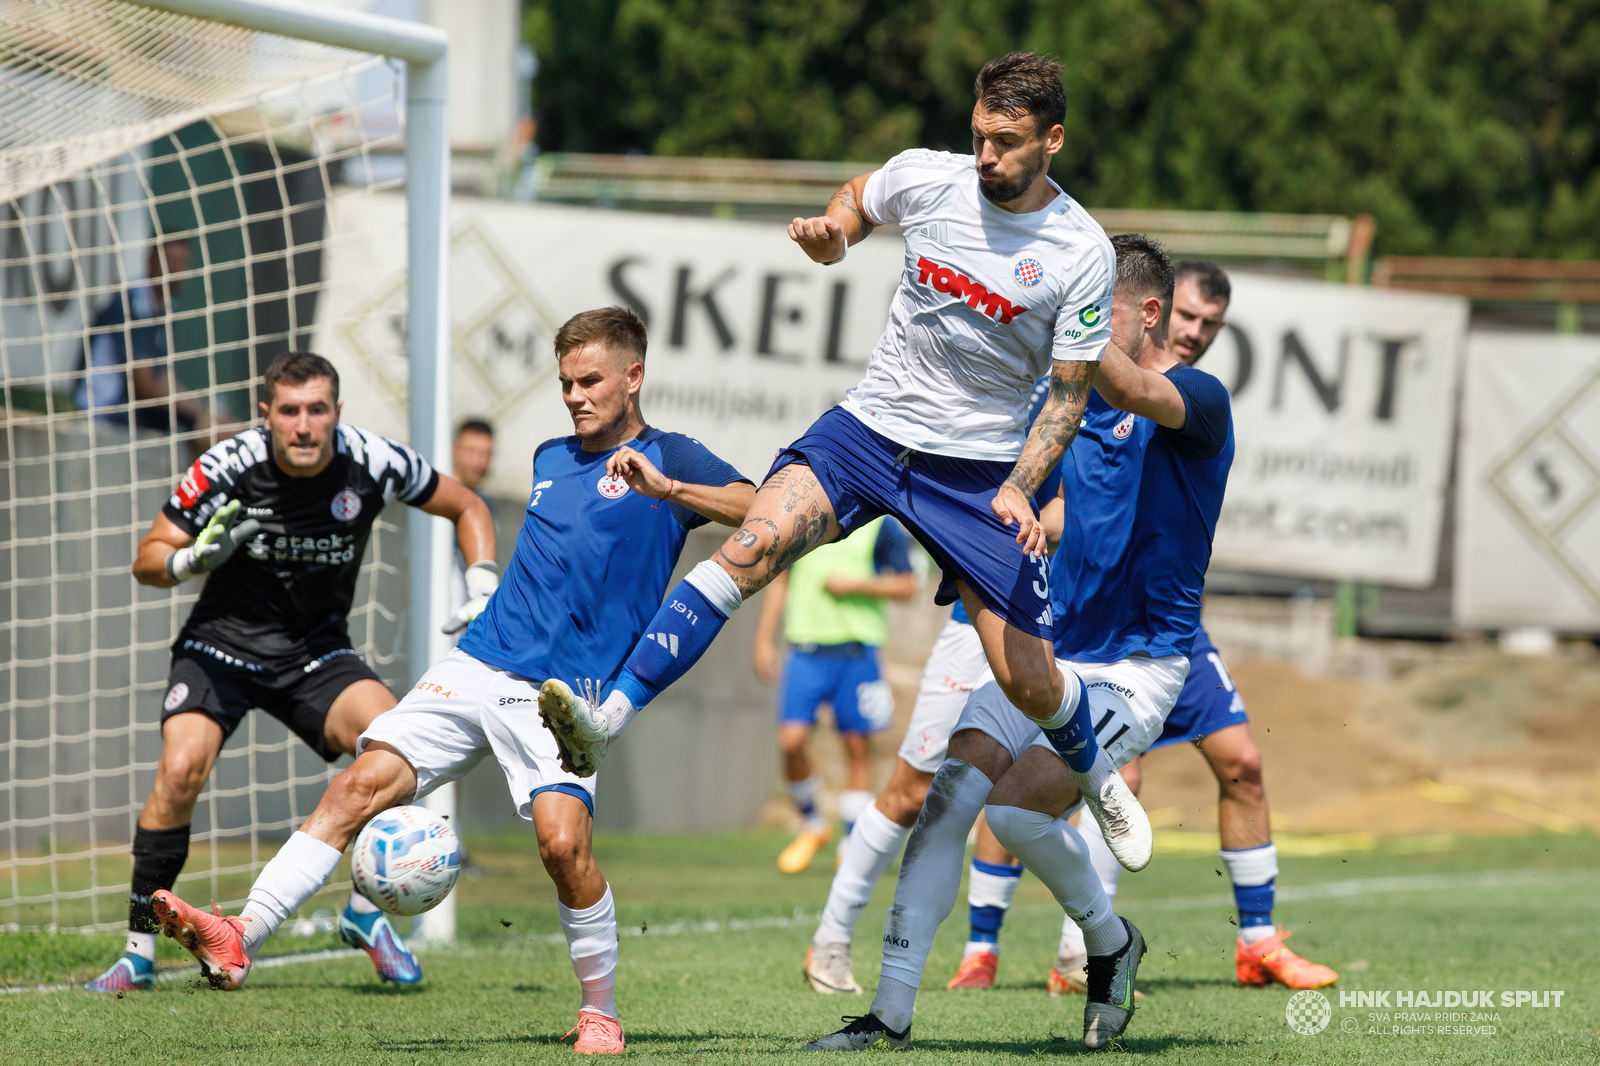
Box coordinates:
[1455,333,1600,629]
[1195,275,1466,586]
[319,194,1464,586]
[317,192,903,492]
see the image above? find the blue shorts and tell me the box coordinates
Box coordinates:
[1149,627,1249,750]
[768,407,1052,639]
[779,644,894,735]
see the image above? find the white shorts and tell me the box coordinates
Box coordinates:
[953,654,1190,771]
[358,648,594,820]
[896,619,993,773]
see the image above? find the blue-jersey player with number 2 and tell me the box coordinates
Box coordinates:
[147,307,754,1056]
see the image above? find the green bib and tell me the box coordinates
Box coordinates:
[785,517,889,647]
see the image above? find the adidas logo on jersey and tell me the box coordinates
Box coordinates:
[915,256,1029,324]
[1036,606,1053,626]
[649,632,679,656]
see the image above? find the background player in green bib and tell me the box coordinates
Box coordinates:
[753,517,915,873]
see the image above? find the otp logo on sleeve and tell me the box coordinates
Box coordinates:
[1013,258,1043,287]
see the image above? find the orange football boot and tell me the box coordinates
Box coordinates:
[946,949,998,989]
[1236,928,1338,989]
[150,889,253,990]
[564,1010,625,1054]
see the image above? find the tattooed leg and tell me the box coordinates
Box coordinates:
[713,464,840,600]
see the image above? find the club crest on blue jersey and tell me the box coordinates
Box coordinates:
[331,489,362,521]
[1112,412,1137,440]
[1013,258,1043,287]
[596,474,630,499]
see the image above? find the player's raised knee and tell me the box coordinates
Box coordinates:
[537,825,592,875]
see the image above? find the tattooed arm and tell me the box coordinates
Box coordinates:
[991,359,1097,556]
[788,172,876,265]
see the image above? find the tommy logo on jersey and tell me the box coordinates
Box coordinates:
[175,461,209,508]
[331,489,362,522]
[597,474,630,499]
[915,257,1029,324]
[1112,412,1136,440]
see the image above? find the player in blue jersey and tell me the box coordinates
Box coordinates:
[804,235,1233,1051]
[1049,261,1337,992]
[147,307,754,1055]
[538,53,1157,881]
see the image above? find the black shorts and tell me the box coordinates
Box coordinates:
[160,639,386,761]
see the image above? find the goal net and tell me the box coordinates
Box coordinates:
[1,0,418,932]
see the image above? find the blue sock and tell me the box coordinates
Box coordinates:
[613,578,730,709]
[1039,676,1097,772]
[1234,879,1275,930]
[968,904,1004,944]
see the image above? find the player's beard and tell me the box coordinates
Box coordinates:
[978,144,1049,205]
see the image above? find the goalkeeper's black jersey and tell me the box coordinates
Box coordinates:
[161,424,438,664]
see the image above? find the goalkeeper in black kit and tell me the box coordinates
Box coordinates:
[87,352,497,993]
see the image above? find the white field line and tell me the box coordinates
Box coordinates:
[8,866,1597,994]
[1120,865,1600,914]
[0,948,364,996]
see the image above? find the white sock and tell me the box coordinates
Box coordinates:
[1057,912,1086,962]
[1082,909,1129,956]
[1076,809,1122,898]
[788,776,827,834]
[125,930,156,960]
[683,558,743,616]
[599,690,638,739]
[839,790,874,834]
[872,975,918,1033]
[1222,842,1280,944]
[963,857,1023,957]
[560,886,619,1019]
[1072,747,1114,796]
[983,804,1127,957]
[238,831,342,959]
[345,888,380,915]
[877,760,994,995]
[815,804,909,947]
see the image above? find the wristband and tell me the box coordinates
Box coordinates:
[822,246,847,266]
[166,547,197,584]
[661,478,677,501]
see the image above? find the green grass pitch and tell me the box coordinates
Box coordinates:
[3,830,1596,1064]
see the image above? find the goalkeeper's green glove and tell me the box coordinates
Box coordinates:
[166,499,261,583]
[441,560,499,635]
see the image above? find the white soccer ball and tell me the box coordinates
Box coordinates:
[351,804,462,916]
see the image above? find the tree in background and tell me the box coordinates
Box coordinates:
[525,0,1600,258]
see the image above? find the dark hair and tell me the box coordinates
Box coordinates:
[554,305,648,365]
[974,51,1066,133]
[263,351,339,403]
[1111,233,1175,314]
[1174,260,1232,305]
[456,418,494,439]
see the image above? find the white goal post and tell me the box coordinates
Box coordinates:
[140,0,457,945]
[1,0,456,941]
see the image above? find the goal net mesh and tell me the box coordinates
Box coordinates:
[1,1,414,932]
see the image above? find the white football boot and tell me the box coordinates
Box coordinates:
[1074,754,1153,872]
[538,678,609,778]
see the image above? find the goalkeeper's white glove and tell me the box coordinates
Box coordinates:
[166,499,260,583]
[441,559,499,634]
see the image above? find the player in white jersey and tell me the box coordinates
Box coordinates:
[538,52,1155,879]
